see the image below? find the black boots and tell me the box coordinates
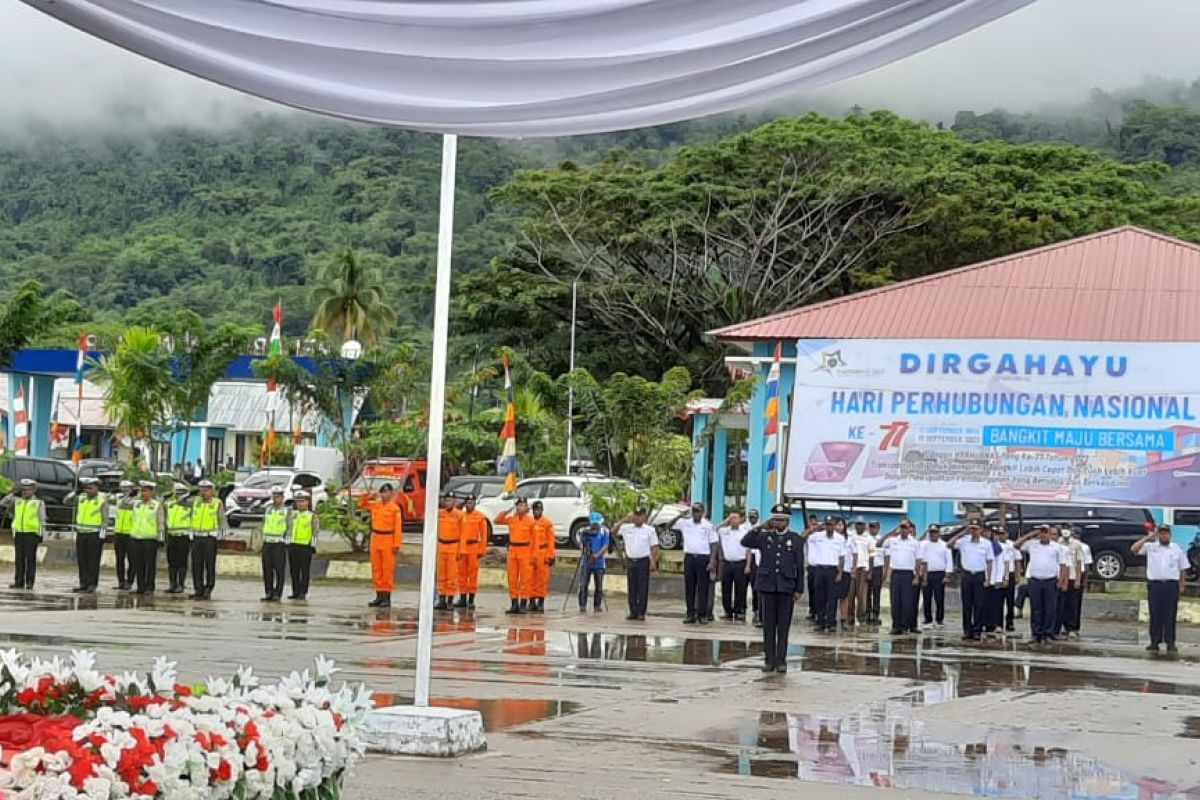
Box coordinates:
[467,593,476,609]
[505,599,523,615]
[527,598,544,613]
[434,595,449,611]
[368,592,392,608]
[453,595,468,608]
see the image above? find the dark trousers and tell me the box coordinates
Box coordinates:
[683,554,711,619]
[262,541,288,598]
[806,567,816,617]
[1001,576,1016,628]
[13,533,39,588]
[1015,582,1029,614]
[191,536,218,595]
[579,566,605,609]
[866,565,884,621]
[721,559,748,616]
[288,544,314,597]
[984,585,1004,631]
[960,571,986,636]
[1147,580,1180,646]
[166,536,191,590]
[131,538,158,593]
[75,530,102,590]
[889,570,917,632]
[1028,577,1059,639]
[811,565,838,628]
[113,534,132,587]
[1057,585,1082,633]
[760,591,796,667]
[921,571,945,624]
[626,557,650,617]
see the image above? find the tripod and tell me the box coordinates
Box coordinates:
[562,532,610,612]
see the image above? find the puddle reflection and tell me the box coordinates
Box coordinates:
[369,694,582,731]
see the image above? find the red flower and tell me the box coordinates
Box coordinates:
[172,683,192,697]
[0,714,81,759]
[216,759,232,782]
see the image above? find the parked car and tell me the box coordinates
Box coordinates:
[943,504,1155,580]
[478,475,686,548]
[224,469,328,527]
[443,475,507,503]
[0,456,79,527]
[75,459,119,482]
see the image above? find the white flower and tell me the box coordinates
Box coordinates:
[149,656,178,693]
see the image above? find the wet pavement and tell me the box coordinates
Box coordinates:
[1,570,1198,799]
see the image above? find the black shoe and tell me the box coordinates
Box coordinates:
[261,595,275,602]
[453,595,468,608]
[71,586,85,593]
[368,592,386,608]
[1167,644,1178,652]
[1005,625,1015,632]
[434,596,449,611]
[625,614,638,620]
[775,663,789,674]
[761,663,775,673]
[377,593,391,608]
[7,582,21,590]
[636,614,646,621]
[1146,643,1160,652]
[890,629,904,635]
[467,594,476,609]
[683,616,698,625]
[593,605,603,613]
[189,592,202,599]
[288,594,300,600]
[82,587,96,594]
[734,614,746,622]
[518,599,529,614]
[504,600,520,615]
[722,614,734,621]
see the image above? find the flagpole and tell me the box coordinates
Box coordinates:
[414,133,457,707]
[564,280,577,475]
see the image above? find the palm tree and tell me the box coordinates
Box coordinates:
[309,248,397,346]
[89,327,171,466]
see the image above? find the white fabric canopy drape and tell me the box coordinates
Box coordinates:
[20,0,1033,137]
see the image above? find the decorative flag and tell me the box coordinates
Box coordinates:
[50,406,69,450]
[266,301,282,392]
[764,343,782,495]
[499,356,519,493]
[73,333,88,464]
[12,386,28,456]
[262,302,282,464]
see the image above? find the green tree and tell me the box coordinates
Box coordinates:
[0,280,51,368]
[309,248,398,346]
[88,327,172,466]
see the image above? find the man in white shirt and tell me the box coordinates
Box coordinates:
[881,519,921,634]
[615,507,659,621]
[716,511,752,622]
[745,509,763,627]
[1132,523,1188,652]
[1015,525,1070,644]
[1056,526,1088,639]
[802,516,845,633]
[948,522,994,641]
[865,520,885,624]
[918,525,951,628]
[671,503,718,624]
[846,517,872,625]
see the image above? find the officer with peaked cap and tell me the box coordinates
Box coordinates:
[2,479,45,589]
[189,479,227,600]
[741,503,804,673]
[260,485,291,601]
[111,480,138,589]
[164,484,193,594]
[129,481,164,595]
[72,477,108,594]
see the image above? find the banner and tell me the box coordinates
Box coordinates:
[784,339,1200,506]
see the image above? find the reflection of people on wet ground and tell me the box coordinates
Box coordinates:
[615,507,658,621]
[803,516,844,633]
[673,502,718,624]
[1133,523,1188,652]
[530,500,556,613]
[881,519,920,635]
[1055,525,1089,639]
[577,512,609,612]
[1015,525,1069,644]
[496,497,535,614]
[741,503,804,673]
[865,520,884,625]
[919,524,950,629]
[716,511,751,622]
[948,522,993,641]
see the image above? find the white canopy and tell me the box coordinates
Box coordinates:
[19,0,1033,137]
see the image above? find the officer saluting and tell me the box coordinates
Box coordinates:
[741,503,805,674]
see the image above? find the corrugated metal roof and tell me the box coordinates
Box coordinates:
[710,227,1200,345]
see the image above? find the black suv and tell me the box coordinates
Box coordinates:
[0,456,80,528]
[948,504,1154,581]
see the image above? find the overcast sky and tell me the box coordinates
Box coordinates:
[2,0,1199,137]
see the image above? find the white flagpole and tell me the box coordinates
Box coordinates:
[564,280,577,474]
[414,133,457,707]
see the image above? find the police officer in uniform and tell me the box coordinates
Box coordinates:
[741,504,805,673]
[3,479,45,589]
[189,479,227,600]
[164,484,193,594]
[111,480,137,590]
[288,491,318,599]
[260,486,290,602]
[72,477,108,593]
[129,481,164,595]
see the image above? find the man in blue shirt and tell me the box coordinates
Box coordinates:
[578,512,610,612]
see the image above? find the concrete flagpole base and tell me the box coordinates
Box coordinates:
[364,705,487,757]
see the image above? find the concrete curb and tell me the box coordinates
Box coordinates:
[364,707,486,757]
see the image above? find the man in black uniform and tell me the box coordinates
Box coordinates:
[741,503,805,674]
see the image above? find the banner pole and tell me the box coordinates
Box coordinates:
[414,133,457,707]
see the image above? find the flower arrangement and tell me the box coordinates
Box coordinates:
[0,650,371,799]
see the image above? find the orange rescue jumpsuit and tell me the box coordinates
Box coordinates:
[359,495,403,592]
[495,510,535,601]
[436,507,463,596]
[458,509,489,595]
[531,515,556,600]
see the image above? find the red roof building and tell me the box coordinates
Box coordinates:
[711,226,1200,347]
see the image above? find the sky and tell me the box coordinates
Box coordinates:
[1,0,1199,137]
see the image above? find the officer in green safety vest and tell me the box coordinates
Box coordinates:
[129,480,164,595]
[72,477,109,594]
[164,484,193,594]
[189,480,227,600]
[288,491,319,600]
[261,486,290,602]
[110,480,137,590]
[2,479,45,590]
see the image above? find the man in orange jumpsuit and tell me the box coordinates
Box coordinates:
[495,497,535,615]
[359,483,403,608]
[529,500,557,613]
[434,491,463,610]
[456,493,489,609]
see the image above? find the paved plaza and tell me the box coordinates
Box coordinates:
[1,571,1197,799]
